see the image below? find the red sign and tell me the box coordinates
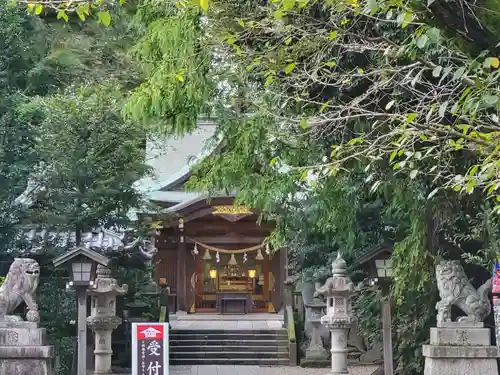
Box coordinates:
[132,322,169,375]
[137,324,164,340]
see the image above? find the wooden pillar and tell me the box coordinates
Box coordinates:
[77,290,87,375]
[382,298,394,375]
[176,218,187,312]
[263,253,270,308]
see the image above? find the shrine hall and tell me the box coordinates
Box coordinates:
[134,120,287,315]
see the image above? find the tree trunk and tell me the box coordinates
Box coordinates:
[75,223,82,246]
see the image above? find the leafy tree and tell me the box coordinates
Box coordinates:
[179,1,500,373]
[0,3,47,250]
[14,0,500,373]
[19,83,150,242]
[0,0,144,243]
[0,5,147,375]
[123,1,212,135]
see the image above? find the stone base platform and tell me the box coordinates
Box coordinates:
[423,324,498,375]
[300,358,378,368]
[423,353,497,375]
[0,322,54,375]
[111,365,382,375]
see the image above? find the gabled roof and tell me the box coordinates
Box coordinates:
[149,191,202,204]
[166,192,238,214]
[134,119,220,204]
[353,242,393,266]
[53,246,111,268]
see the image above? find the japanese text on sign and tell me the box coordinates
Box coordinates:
[132,323,169,375]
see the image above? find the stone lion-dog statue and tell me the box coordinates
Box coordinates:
[436,260,491,324]
[0,258,40,323]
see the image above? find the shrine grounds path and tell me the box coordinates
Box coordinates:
[169,365,381,375]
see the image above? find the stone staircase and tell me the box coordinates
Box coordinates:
[169,328,290,365]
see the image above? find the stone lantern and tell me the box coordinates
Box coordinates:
[314,253,354,374]
[86,265,128,375]
[302,297,329,364]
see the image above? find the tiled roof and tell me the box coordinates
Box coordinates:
[13,226,132,254]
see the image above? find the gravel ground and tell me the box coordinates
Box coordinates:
[169,365,382,375]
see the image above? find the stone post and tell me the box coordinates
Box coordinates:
[315,253,354,375]
[283,276,295,328]
[86,265,127,375]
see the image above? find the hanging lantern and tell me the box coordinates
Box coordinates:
[202,248,212,260]
[248,269,256,278]
[216,251,220,263]
[256,248,264,261]
[243,252,248,263]
[209,268,217,279]
[265,243,271,255]
[193,243,199,255]
[229,254,237,265]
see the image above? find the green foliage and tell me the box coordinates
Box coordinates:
[38,265,76,375]
[0,8,150,375]
[20,83,149,235]
[0,0,143,248]
[0,94,37,249]
[7,0,500,374]
[175,0,500,372]
[124,2,212,135]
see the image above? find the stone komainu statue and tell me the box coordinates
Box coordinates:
[0,258,40,322]
[436,260,491,323]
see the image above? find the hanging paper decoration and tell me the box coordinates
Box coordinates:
[256,248,264,261]
[229,254,237,265]
[243,252,248,263]
[184,236,270,257]
[216,251,220,263]
[202,248,212,260]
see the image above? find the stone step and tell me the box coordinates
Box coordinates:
[168,328,290,366]
[171,329,286,334]
[171,351,290,359]
[170,339,288,347]
[170,333,287,341]
[170,345,289,353]
[169,358,291,366]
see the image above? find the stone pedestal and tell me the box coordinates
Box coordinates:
[423,323,498,375]
[330,327,349,373]
[322,318,351,374]
[87,316,121,374]
[0,322,54,375]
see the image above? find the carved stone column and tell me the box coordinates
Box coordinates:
[315,253,354,374]
[86,265,128,374]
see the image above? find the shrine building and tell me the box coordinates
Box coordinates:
[135,119,287,315]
